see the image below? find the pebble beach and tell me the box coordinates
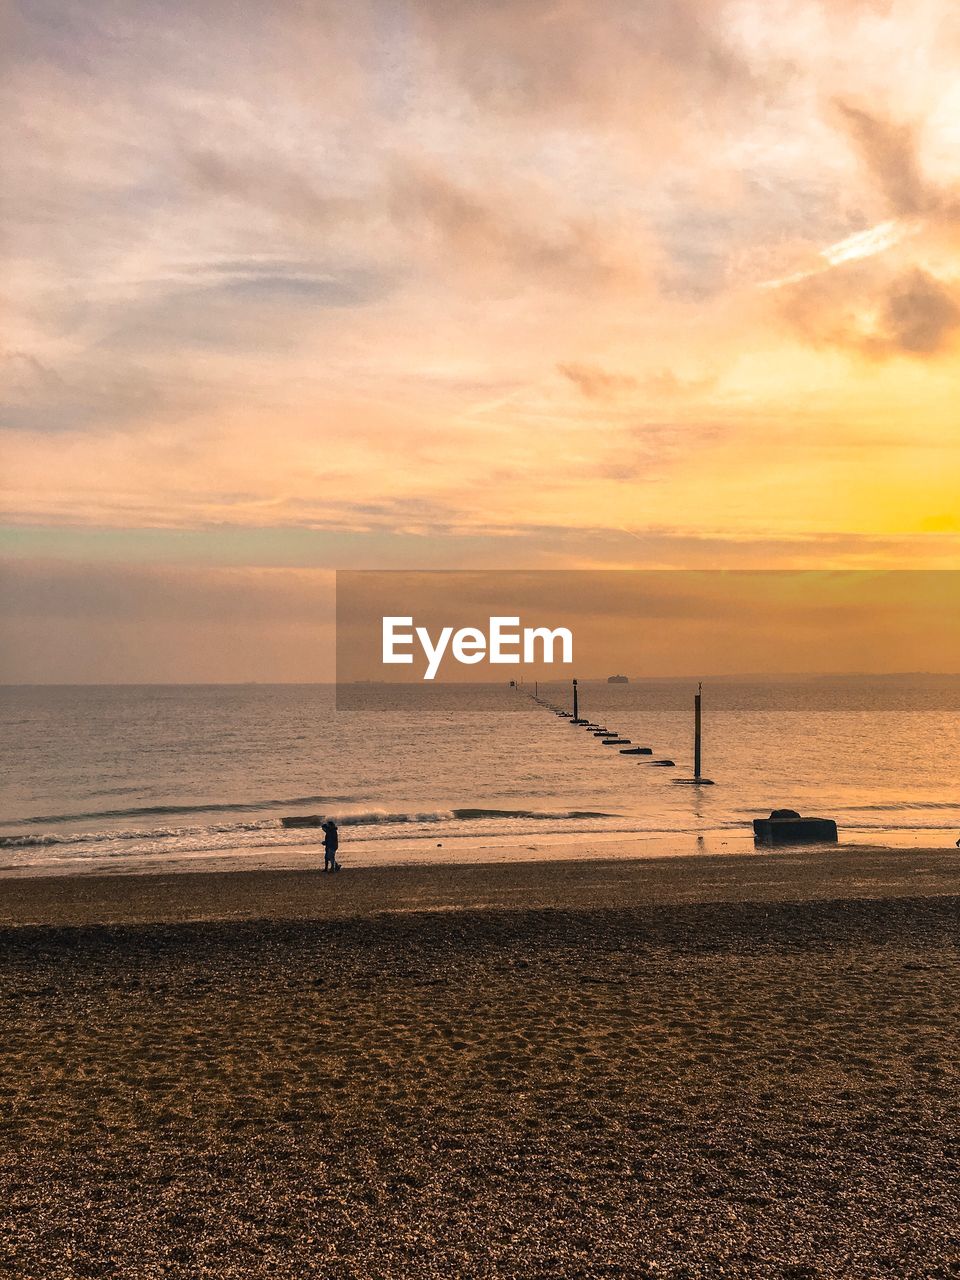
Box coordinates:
[2,849,959,1278]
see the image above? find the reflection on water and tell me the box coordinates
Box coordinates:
[1,679,958,874]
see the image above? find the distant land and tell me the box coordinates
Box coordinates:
[3,672,958,689]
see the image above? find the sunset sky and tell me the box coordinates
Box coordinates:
[2,0,959,680]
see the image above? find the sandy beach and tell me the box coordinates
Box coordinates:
[2,849,959,1278]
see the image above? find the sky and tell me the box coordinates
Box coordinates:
[336,572,960,683]
[1,0,959,680]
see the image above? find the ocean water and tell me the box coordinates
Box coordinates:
[1,680,958,876]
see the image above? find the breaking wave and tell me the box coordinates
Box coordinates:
[0,807,618,849]
[5,794,360,827]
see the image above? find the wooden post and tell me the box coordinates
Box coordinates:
[573,678,579,722]
[672,682,713,784]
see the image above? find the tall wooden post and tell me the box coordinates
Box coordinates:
[673,681,713,785]
[573,678,579,722]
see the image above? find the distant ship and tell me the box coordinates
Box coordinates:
[607,674,629,684]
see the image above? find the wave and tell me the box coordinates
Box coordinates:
[0,806,618,850]
[836,801,960,813]
[3,802,953,853]
[452,808,614,821]
[0,820,278,849]
[3,794,361,828]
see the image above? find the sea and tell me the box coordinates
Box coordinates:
[1,679,958,876]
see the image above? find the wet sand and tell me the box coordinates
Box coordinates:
[2,849,959,1278]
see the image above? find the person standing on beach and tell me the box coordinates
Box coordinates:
[321,820,340,873]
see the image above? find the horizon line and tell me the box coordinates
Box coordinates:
[3,671,959,689]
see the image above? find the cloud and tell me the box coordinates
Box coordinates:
[760,219,918,289]
[557,362,639,399]
[867,269,960,356]
[99,266,395,356]
[4,0,960,647]
[830,98,960,260]
[0,348,209,433]
[560,360,727,399]
[182,149,363,229]
[768,101,960,359]
[408,0,757,127]
[591,419,724,480]
[387,159,641,293]
[834,101,931,217]
[779,262,960,359]
[179,145,646,296]
[761,103,944,295]
[558,361,719,400]
[641,369,718,397]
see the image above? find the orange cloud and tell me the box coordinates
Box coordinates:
[2,0,960,630]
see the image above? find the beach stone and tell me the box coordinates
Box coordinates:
[2,862,959,1279]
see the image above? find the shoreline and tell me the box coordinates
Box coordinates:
[3,844,960,928]
[1,821,957,883]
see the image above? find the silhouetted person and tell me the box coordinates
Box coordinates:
[321,820,340,873]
